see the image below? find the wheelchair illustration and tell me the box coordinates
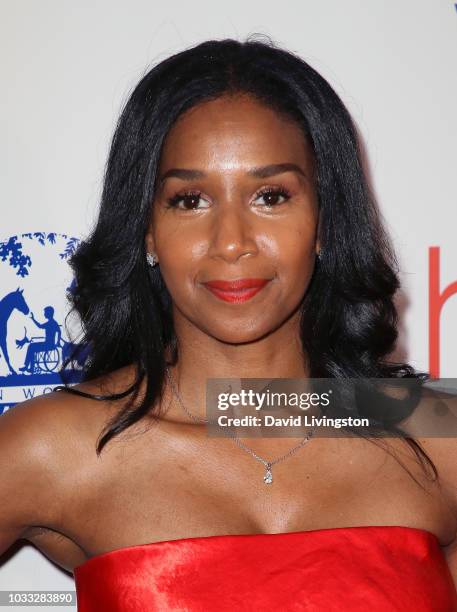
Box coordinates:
[31,336,62,374]
[18,334,64,374]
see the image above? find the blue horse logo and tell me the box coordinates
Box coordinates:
[0,233,90,406]
[0,287,30,375]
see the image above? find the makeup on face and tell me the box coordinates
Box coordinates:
[202,278,271,303]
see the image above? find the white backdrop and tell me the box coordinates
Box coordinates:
[1,1,456,609]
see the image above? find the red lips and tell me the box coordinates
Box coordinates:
[202,278,271,303]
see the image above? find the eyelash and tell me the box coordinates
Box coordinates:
[165,185,292,211]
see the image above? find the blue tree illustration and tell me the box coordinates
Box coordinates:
[60,237,80,260]
[0,236,32,277]
[0,233,80,277]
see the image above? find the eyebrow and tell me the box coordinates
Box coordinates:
[158,163,308,185]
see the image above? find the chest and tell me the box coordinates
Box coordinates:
[61,428,453,555]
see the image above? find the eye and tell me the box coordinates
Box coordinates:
[252,185,292,208]
[166,190,210,211]
[165,185,293,211]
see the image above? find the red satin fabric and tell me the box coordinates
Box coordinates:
[73,525,457,611]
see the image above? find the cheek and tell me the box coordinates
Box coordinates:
[265,224,316,279]
[157,236,207,299]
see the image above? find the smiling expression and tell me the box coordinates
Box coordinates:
[145,93,321,344]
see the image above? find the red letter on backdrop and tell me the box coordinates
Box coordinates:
[429,246,457,378]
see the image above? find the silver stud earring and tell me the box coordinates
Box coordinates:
[146,252,159,267]
[317,248,324,261]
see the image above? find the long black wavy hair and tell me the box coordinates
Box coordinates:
[55,35,436,484]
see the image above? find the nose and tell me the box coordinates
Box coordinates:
[207,203,258,264]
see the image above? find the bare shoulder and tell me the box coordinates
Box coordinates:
[0,364,143,558]
[0,386,80,558]
[390,384,457,585]
[7,365,135,449]
[401,385,457,490]
[401,385,457,534]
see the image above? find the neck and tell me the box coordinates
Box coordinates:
[161,311,309,424]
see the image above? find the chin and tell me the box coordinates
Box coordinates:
[205,323,276,345]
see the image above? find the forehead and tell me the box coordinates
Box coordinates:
[158,94,313,171]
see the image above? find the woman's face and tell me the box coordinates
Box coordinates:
[146,94,320,344]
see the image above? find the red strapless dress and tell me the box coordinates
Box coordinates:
[73,525,457,611]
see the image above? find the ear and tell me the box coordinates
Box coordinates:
[144,230,156,255]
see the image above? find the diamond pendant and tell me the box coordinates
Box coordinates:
[263,463,273,484]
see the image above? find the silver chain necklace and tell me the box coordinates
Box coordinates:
[165,367,316,485]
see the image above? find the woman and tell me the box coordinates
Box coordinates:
[2,36,457,611]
